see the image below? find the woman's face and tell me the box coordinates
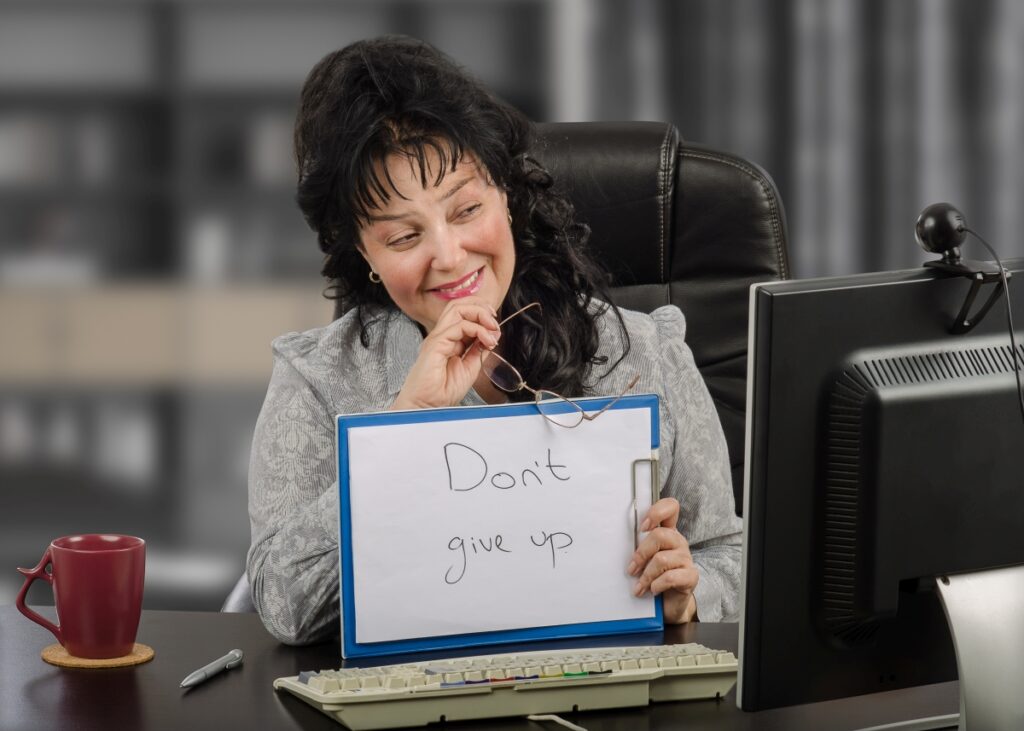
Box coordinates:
[357,150,515,332]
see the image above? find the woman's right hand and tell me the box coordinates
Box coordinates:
[390,298,501,411]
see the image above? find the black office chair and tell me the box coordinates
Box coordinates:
[527,122,790,514]
[224,121,789,613]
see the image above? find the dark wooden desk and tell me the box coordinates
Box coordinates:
[0,606,957,731]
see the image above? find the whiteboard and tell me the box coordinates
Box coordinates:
[336,394,662,658]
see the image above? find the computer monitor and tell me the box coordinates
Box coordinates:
[737,261,1024,720]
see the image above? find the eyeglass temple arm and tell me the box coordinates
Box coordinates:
[581,373,642,421]
[498,301,542,327]
[460,301,542,362]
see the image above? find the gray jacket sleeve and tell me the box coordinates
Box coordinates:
[246,347,341,645]
[651,306,743,622]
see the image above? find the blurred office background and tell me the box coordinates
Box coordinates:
[2,0,1022,610]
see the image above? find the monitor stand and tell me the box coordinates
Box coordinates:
[935,563,1024,731]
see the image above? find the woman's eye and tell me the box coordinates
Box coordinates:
[457,204,481,219]
[387,232,418,248]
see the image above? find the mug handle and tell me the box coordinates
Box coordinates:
[16,547,63,645]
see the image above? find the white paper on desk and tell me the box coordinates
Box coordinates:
[346,406,656,644]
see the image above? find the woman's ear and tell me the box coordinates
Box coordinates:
[355,240,372,266]
[356,242,383,283]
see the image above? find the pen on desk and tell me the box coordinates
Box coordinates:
[180,649,244,689]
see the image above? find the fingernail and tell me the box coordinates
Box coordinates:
[640,519,651,532]
[627,561,637,575]
[633,582,644,597]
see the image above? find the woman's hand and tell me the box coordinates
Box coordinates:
[627,497,699,623]
[390,298,501,411]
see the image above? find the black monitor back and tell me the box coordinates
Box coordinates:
[739,261,1024,710]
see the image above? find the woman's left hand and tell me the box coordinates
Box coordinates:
[627,497,699,623]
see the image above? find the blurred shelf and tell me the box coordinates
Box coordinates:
[0,181,172,202]
[3,473,177,532]
[177,88,301,105]
[0,89,169,106]
[0,0,549,286]
[0,282,333,387]
[180,184,296,204]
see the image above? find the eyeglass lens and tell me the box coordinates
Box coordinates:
[480,351,522,392]
[535,392,586,427]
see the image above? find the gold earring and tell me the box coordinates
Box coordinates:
[368,270,382,284]
[507,211,513,226]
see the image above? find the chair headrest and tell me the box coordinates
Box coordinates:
[532,122,679,288]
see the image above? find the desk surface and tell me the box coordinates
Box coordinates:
[0,606,957,731]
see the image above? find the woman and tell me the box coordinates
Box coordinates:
[247,36,742,645]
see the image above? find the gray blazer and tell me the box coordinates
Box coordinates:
[247,301,742,644]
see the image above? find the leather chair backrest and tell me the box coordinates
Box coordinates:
[531,122,790,513]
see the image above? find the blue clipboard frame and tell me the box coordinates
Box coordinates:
[336,393,663,659]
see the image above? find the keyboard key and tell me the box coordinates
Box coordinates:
[308,676,339,693]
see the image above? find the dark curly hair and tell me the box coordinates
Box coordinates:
[294,35,628,399]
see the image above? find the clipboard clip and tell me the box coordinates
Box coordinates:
[631,455,660,549]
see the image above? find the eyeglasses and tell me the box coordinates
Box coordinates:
[466,302,640,428]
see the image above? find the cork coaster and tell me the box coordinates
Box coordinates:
[41,643,155,668]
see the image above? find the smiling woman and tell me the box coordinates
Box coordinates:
[246,36,743,646]
[359,156,513,329]
[357,153,516,410]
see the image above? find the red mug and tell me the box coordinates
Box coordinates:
[16,534,145,659]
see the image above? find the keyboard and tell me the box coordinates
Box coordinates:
[273,642,737,730]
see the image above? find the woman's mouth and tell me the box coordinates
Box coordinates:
[432,268,483,300]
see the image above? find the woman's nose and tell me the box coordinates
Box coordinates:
[430,229,467,271]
